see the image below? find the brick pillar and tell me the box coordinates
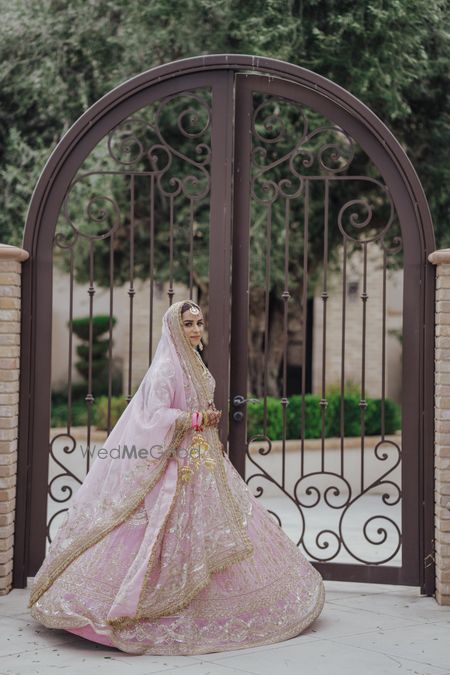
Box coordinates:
[0,244,29,595]
[428,248,450,605]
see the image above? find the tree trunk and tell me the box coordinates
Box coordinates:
[248,289,305,399]
[194,281,304,401]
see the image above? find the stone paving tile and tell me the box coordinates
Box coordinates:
[1,581,450,675]
[193,638,450,675]
[330,622,450,673]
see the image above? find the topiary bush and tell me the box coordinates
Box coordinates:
[67,314,121,397]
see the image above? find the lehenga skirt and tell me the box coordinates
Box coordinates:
[29,451,325,655]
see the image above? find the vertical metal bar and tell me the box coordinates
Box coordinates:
[168,195,174,305]
[14,248,51,583]
[320,179,329,473]
[340,237,347,477]
[281,198,291,491]
[381,247,387,440]
[189,198,194,298]
[13,270,31,586]
[421,255,436,594]
[208,73,235,455]
[148,174,155,366]
[127,174,135,400]
[360,241,368,494]
[67,248,74,432]
[107,231,115,435]
[86,239,95,473]
[262,204,272,437]
[229,76,253,477]
[300,179,309,478]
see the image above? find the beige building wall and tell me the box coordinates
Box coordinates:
[312,243,403,404]
[51,266,196,395]
[52,246,404,404]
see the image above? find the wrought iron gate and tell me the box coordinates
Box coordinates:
[14,56,435,594]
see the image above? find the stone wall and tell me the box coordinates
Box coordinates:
[0,245,29,595]
[429,248,450,605]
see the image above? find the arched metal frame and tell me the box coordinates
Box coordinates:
[14,55,436,595]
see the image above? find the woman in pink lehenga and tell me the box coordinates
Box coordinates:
[28,299,325,655]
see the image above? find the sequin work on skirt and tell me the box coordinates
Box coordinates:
[29,446,325,655]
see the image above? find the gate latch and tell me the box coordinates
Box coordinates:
[232,395,260,422]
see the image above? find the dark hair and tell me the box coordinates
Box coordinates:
[181,301,202,315]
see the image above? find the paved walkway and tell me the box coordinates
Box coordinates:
[1,581,449,674]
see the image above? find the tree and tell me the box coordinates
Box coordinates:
[1,0,448,396]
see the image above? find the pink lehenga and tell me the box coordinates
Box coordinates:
[28,300,325,655]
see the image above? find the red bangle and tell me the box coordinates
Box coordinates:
[192,410,203,432]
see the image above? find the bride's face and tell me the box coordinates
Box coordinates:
[181,308,205,347]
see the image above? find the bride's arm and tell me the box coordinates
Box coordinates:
[143,358,221,460]
[165,408,220,456]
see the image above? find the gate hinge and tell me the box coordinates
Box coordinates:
[424,552,435,569]
[423,539,436,569]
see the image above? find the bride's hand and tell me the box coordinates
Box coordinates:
[205,409,222,427]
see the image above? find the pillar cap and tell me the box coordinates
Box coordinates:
[0,244,29,262]
[428,249,450,265]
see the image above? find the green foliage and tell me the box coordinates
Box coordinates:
[51,388,126,427]
[51,399,89,427]
[67,314,121,396]
[246,396,285,442]
[246,391,401,440]
[94,395,128,431]
[69,315,117,341]
[0,0,448,253]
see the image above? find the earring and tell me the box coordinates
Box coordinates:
[198,338,204,352]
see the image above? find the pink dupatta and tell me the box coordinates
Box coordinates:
[28,300,253,625]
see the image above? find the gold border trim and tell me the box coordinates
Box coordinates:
[28,455,171,608]
[106,433,254,627]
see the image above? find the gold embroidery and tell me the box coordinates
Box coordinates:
[29,398,194,609]
[28,455,170,608]
[180,431,216,482]
[29,425,326,654]
[29,303,326,654]
[107,543,256,627]
[106,432,254,626]
[106,461,182,628]
[31,572,325,656]
[165,411,192,455]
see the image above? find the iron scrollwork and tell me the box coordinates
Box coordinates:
[245,93,403,567]
[246,435,402,565]
[49,89,212,545]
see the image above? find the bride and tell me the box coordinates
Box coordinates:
[28,299,325,655]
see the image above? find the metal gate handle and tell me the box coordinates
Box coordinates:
[232,395,260,422]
